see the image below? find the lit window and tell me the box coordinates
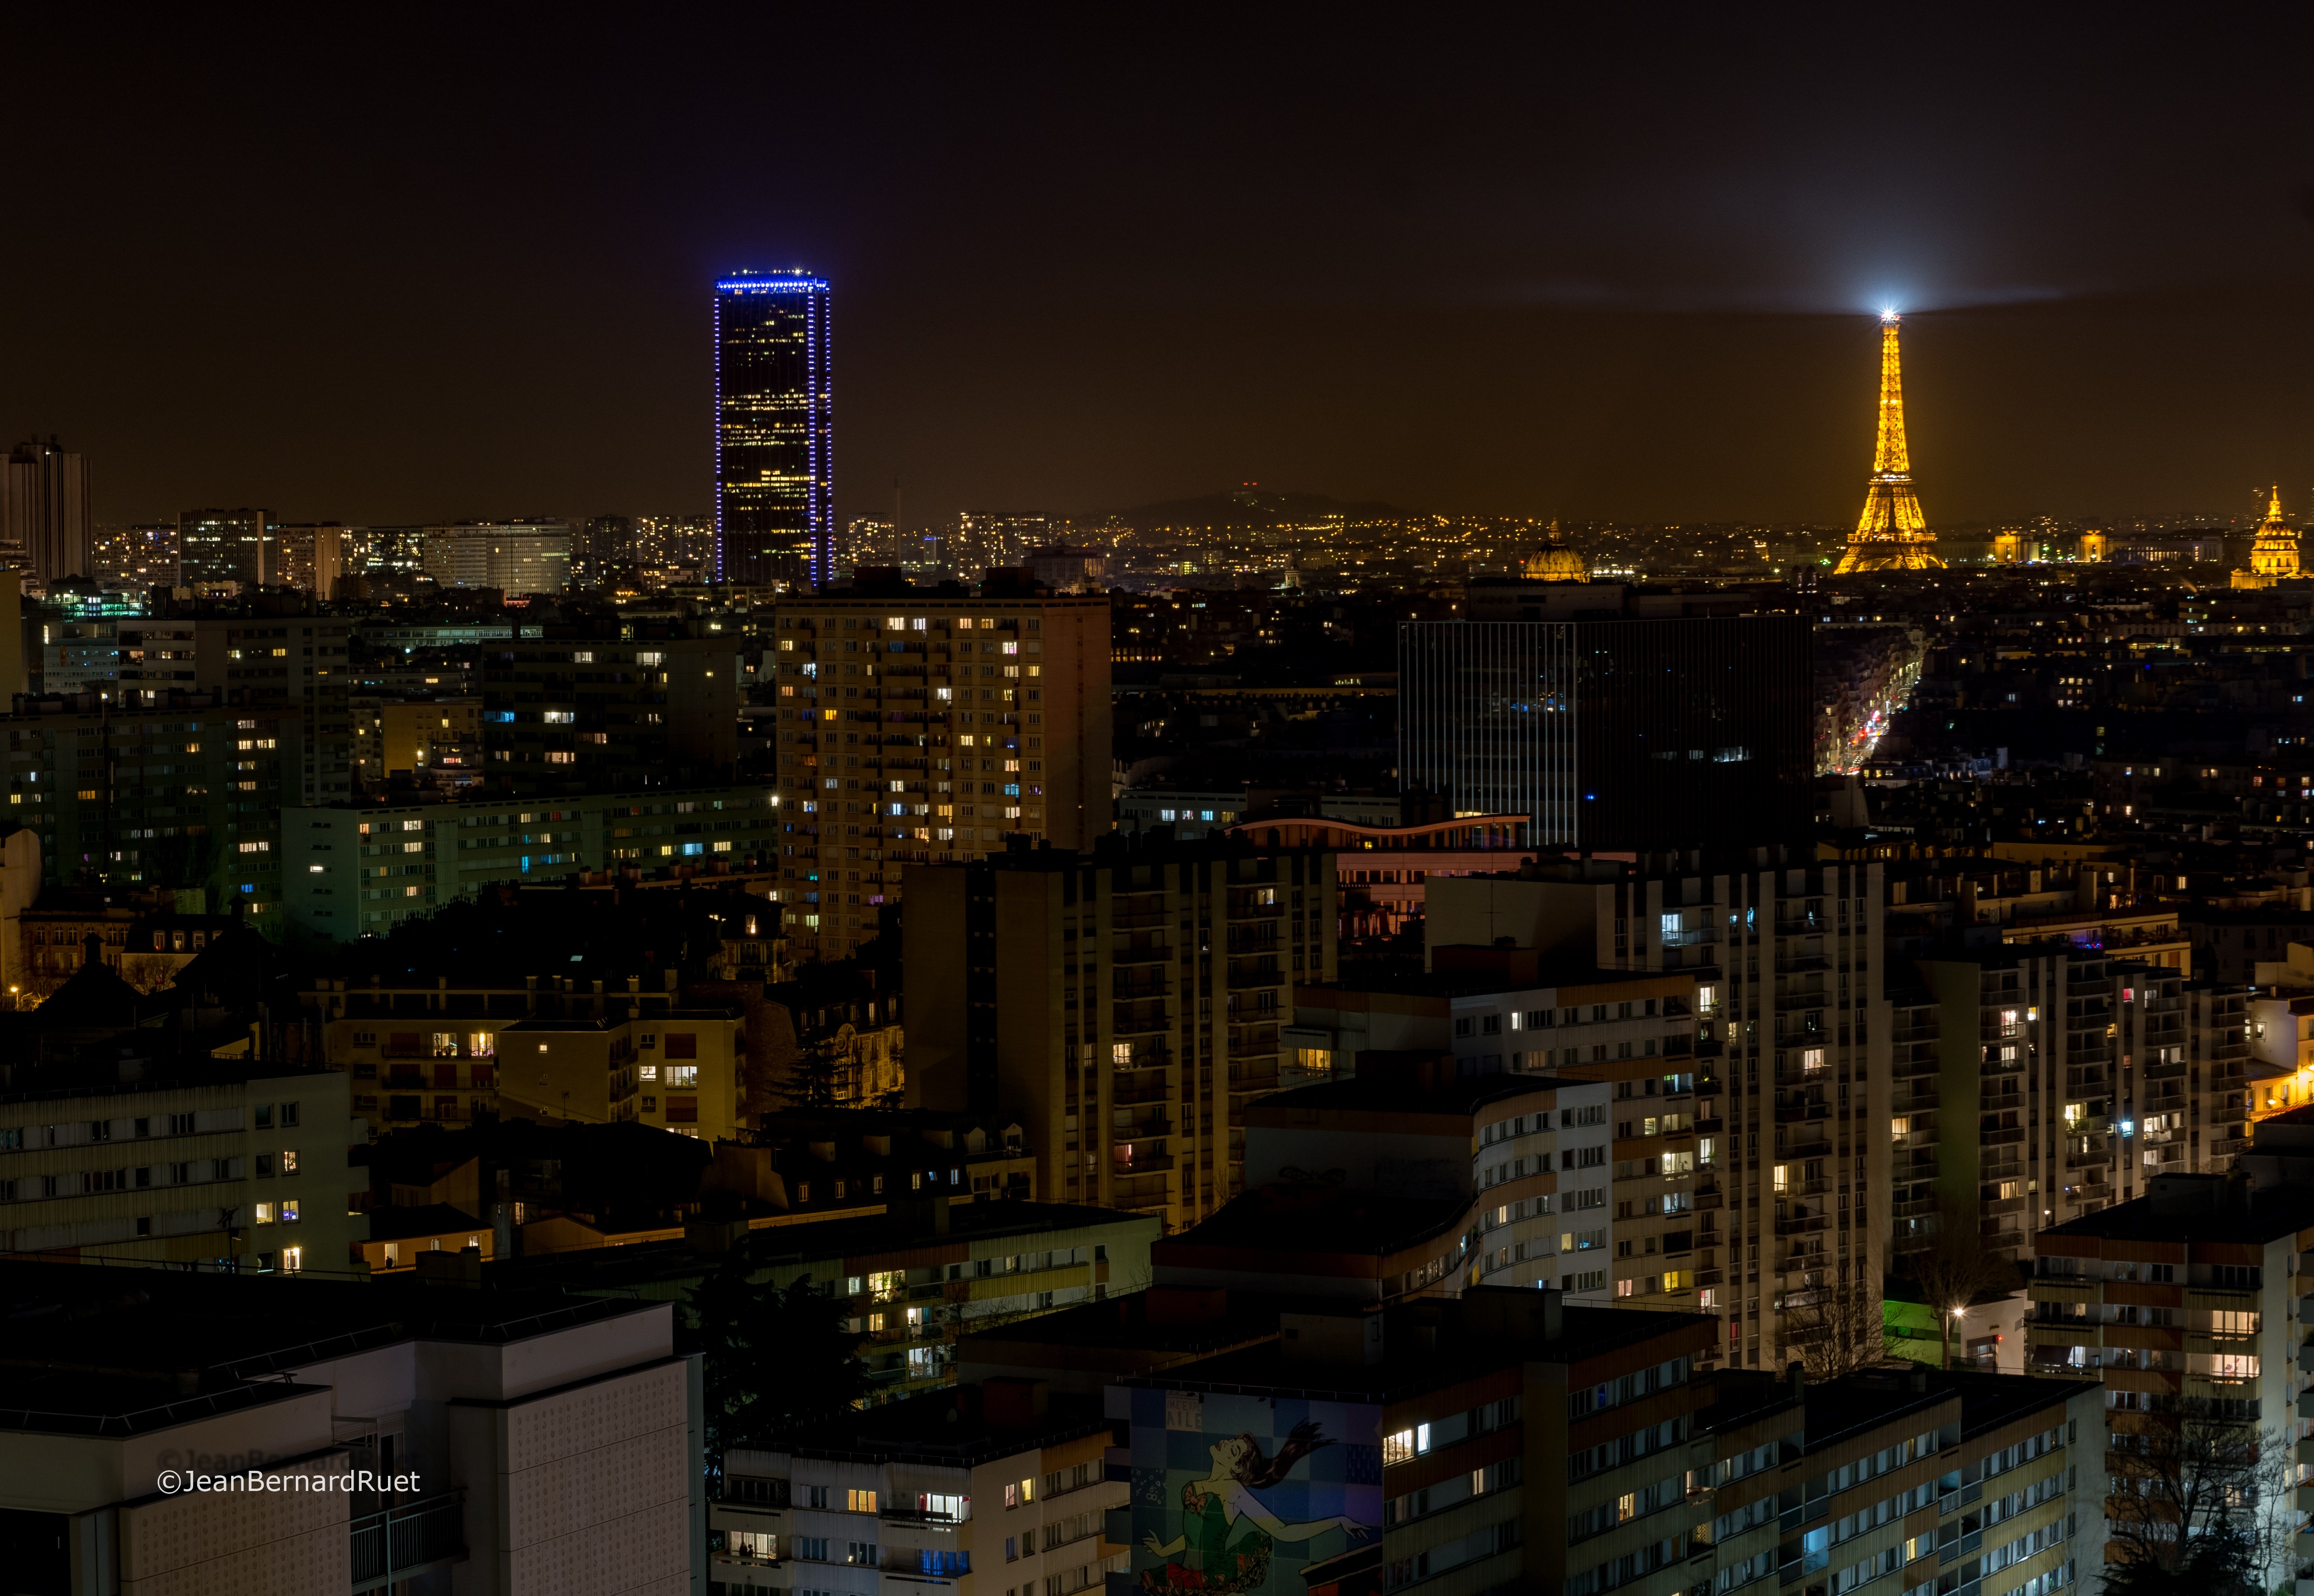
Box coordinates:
[254,1203,275,1224]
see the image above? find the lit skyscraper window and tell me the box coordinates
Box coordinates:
[714,270,831,587]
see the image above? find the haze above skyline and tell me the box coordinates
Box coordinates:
[9,11,2314,528]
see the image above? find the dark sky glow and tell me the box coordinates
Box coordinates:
[7,10,2314,527]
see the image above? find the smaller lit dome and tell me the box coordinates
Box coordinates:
[1523,522,1588,582]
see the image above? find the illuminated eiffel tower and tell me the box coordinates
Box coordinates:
[1833,313,1943,573]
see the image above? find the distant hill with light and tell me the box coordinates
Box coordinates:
[1106,489,1426,530]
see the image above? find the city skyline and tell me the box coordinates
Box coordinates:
[10,17,2314,529]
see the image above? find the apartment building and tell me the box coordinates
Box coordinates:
[306,970,745,1138]
[351,694,483,791]
[2113,967,2251,1190]
[114,612,355,803]
[1692,1363,2102,1596]
[0,1051,358,1272]
[770,589,1112,961]
[422,519,574,593]
[282,784,780,942]
[714,1380,1125,1595]
[512,1197,1157,1401]
[903,832,1336,1231]
[1427,851,1888,1374]
[1173,1062,1615,1303]
[1882,943,2253,1284]
[2030,1170,2312,1593]
[1109,1288,1715,1596]
[0,1260,699,1596]
[2246,955,2314,1117]
[1284,959,1709,1310]
[481,626,737,791]
[3,698,290,923]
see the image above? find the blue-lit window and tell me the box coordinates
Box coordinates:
[681,842,703,856]
[1004,784,1020,797]
[485,710,515,722]
[1200,809,1215,821]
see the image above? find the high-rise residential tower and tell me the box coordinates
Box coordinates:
[769,587,1112,960]
[714,270,831,588]
[1833,311,1943,573]
[4,436,91,583]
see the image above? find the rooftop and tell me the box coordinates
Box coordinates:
[2037,1174,2314,1245]
[1250,1070,1576,1119]
[1157,1190,1470,1263]
[1119,1297,1710,1403]
[0,1259,662,1435]
[1294,962,1682,1004]
[500,1199,1156,1294]
[747,1384,1111,1468]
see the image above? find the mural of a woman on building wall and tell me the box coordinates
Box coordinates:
[1139,1421,1371,1593]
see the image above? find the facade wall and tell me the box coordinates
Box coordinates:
[1429,859,1891,1373]
[770,595,1112,962]
[904,845,1335,1232]
[0,1067,357,1272]
[283,786,780,942]
[1397,614,1812,852]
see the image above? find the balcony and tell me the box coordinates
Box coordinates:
[352,1490,467,1592]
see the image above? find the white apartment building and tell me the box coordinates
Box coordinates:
[0,1261,700,1595]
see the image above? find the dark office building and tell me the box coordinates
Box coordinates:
[176,508,270,588]
[712,271,831,588]
[481,626,736,793]
[1399,582,1812,851]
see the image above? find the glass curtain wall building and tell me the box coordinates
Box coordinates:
[1400,607,1811,851]
[713,271,831,588]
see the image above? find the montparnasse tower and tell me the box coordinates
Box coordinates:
[2230,486,2299,590]
[1833,312,1943,573]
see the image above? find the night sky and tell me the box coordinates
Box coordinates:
[10,10,2314,528]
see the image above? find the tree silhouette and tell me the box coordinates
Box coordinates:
[778,1035,847,1109]
[688,1255,868,1479]
[2102,1396,2285,1594]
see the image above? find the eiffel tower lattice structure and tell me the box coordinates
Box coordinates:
[1834,312,1943,574]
